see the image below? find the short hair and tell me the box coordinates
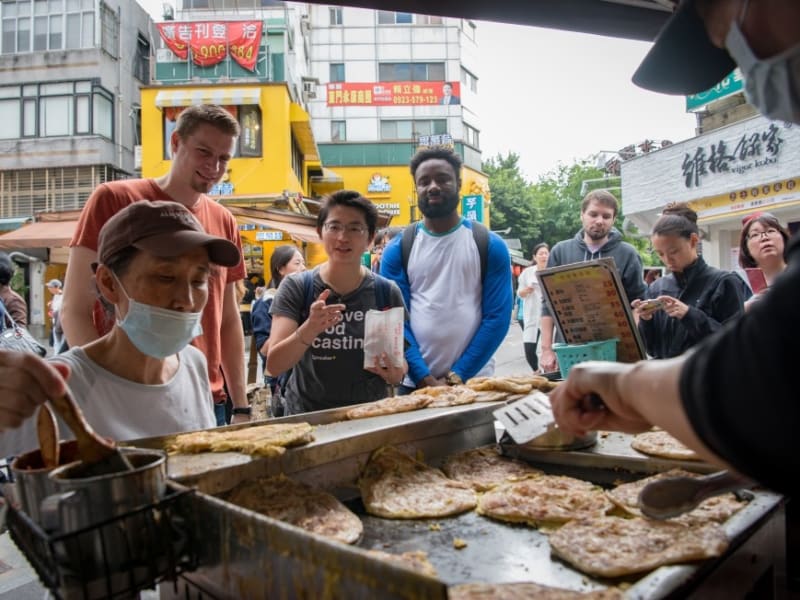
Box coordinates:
[738,212,791,269]
[269,245,301,287]
[102,246,140,277]
[651,202,699,239]
[409,147,463,182]
[175,105,240,139]
[0,252,13,285]
[317,190,379,237]
[581,189,619,217]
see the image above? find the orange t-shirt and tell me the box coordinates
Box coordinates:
[71,179,246,403]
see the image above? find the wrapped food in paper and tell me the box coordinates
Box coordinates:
[363,306,404,369]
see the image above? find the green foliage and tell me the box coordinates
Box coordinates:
[485,153,651,261]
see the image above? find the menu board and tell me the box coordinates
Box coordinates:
[536,258,645,363]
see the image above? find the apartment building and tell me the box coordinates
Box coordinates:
[307,5,489,226]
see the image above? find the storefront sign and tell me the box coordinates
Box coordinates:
[685,70,744,112]
[682,123,784,188]
[462,195,484,223]
[690,177,800,221]
[367,174,391,193]
[373,202,401,216]
[256,231,284,242]
[326,82,460,106]
[418,133,454,148]
[209,182,234,196]
[157,21,262,71]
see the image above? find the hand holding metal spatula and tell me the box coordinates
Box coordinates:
[638,470,753,520]
[48,388,134,476]
[494,391,605,444]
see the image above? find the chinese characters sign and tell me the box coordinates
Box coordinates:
[462,195,484,223]
[682,123,784,188]
[326,82,461,106]
[685,70,743,112]
[157,21,262,71]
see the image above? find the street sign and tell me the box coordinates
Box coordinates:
[685,69,743,112]
[461,194,484,223]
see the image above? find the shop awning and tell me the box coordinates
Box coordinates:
[155,87,261,108]
[290,103,320,162]
[0,220,77,249]
[0,216,32,232]
[236,216,320,244]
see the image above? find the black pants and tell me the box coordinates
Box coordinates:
[524,342,539,372]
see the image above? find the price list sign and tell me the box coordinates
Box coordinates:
[536,258,645,363]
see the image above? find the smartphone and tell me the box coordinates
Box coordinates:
[745,268,768,294]
[639,299,665,311]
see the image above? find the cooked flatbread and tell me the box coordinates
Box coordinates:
[449,582,624,600]
[412,386,457,397]
[225,475,363,544]
[167,422,314,456]
[631,430,701,461]
[477,475,612,526]
[359,446,477,518]
[468,378,532,395]
[472,390,509,403]
[607,469,746,524]
[346,394,433,420]
[549,516,728,577]
[366,550,437,577]
[427,386,478,408]
[442,446,543,492]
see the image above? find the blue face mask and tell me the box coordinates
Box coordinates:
[114,276,203,359]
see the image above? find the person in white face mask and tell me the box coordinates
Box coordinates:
[632,0,800,124]
[550,0,800,500]
[0,201,241,455]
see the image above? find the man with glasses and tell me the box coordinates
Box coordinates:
[267,190,407,415]
[381,147,512,392]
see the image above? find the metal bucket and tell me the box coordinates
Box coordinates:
[10,440,80,524]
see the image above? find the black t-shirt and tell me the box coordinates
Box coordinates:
[680,235,800,496]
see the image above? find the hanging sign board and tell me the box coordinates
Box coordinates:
[536,258,645,363]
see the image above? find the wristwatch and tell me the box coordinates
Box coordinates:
[445,371,463,386]
[231,406,252,416]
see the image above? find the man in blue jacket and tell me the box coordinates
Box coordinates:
[381,147,512,391]
[539,190,646,373]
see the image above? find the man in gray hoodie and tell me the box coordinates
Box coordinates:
[540,190,646,373]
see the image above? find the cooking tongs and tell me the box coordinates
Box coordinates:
[638,470,754,520]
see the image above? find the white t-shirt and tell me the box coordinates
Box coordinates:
[405,223,493,384]
[517,265,543,344]
[0,345,215,457]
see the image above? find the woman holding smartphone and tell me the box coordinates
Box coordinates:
[738,212,790,310]
[632,203,749,359]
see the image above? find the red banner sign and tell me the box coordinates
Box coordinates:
[157,21,262,72]
[326,82,461,106]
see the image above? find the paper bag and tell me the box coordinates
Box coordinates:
[363,306,404,368]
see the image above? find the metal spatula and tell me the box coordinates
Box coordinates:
[493,391,559,444]
[638,470,754,520]
[494,391,605,445]
[48,388,134,476]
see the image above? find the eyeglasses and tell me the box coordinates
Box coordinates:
[747,228,780,241]
[323,222,368,235]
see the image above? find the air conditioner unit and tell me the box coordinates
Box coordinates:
[300,15,311,34]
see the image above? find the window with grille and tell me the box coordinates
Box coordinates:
[133,33,150,84]
[380,119,446,140]
[378,62,445,82]
[1,0,95,54]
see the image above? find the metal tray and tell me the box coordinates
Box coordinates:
[155,406,784,599]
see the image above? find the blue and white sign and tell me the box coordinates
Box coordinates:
[256,231,284,242]
[461,194,484,223]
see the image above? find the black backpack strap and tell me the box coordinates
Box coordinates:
[299,270,316,323]
[373,274,391,310]
[400,223,419,278]
[470,221,490,283]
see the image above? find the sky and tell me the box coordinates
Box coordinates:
[138,2,698,182]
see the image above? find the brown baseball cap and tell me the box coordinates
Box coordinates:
[97,200,241,267]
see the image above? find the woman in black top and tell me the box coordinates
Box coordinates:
[633,203,749,359]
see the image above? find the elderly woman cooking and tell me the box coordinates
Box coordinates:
[0,200,241,455]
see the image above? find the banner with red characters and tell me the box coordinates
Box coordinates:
[157,21,262,71]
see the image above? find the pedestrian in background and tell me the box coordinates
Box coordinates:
[539,190,646,373]
[0,253,27,327]
[46,279,67,353]
[516,242,549,372]
[632,203,749,359]
[738,211,790,309]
